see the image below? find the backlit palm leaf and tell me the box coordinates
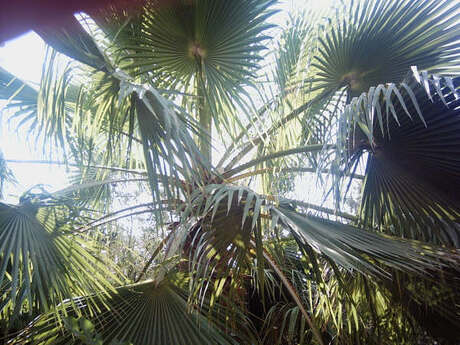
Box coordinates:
[223,0,460,175]
[273,206,455,277]
[0,67,38,102]
[0,59,207,210]
[34,14,108,71]
[120,0,277,129]
[312,0,460,97]
[0,199,118,321]
[186,184,455,279]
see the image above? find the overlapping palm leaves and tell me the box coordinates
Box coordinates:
[0,0,460,343]
[1,46,206,210]
[223,0,460,185]
[186,184,456,278]
[254,244,413,345]
[0,67,38,102]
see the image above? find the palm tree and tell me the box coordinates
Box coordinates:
[0,0,459,344]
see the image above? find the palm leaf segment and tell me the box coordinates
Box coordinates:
[0,199,118,320]
[186,184,455,280]
[0,67,38,102]
[338,73,460,245]
[312,0,460,97]
[13,280,236,345]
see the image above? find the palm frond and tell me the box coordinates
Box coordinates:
[272,205,456,277]
[337,72,460,245]
[0,198,119,321]
[0,67,38,102]
[1,52,208,211]
[119,0,278,134]
[185,184,457,279]
[12,280,237,345]
[272,14,312,96]
[35,14,108,71]
[312,0,460,97]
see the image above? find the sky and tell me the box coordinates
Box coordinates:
[0,32,69,201]
[0,0,336,203]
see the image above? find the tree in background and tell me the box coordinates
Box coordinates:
[0,0,459,344]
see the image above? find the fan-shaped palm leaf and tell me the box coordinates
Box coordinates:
[338,72,460,245]
[222,0,460,174]
[186,184,456,279]
[121,0,276,107]
[0,199,118,321]
[12,280,237,345]
[273,205,456,277]
[312,0,460,97]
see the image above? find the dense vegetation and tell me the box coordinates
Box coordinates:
[0,0,459,344]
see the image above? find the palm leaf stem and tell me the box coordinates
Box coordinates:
[226,167,364,183]
[5,159,148,176]
[281,198,356,221]
[197,61,212,163]
[223,90,335,171]
[75,202,155,230]
[134,229,176,283]
[253,240,325,345]
[73,210,155,234]
[224,144,335,177]
[53,178,149,198]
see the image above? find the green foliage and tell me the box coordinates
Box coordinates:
[337,72,460,245]
[0,194,119,323]
[12,281,237,345]
[0,0,459,344]
[312,0,460,97]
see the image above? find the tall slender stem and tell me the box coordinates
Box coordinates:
[197,61,212,163]
[252,241,325,345]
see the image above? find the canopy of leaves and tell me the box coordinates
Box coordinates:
[0,0,459,344]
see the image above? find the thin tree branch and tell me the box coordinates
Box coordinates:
[135,229,176,283]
